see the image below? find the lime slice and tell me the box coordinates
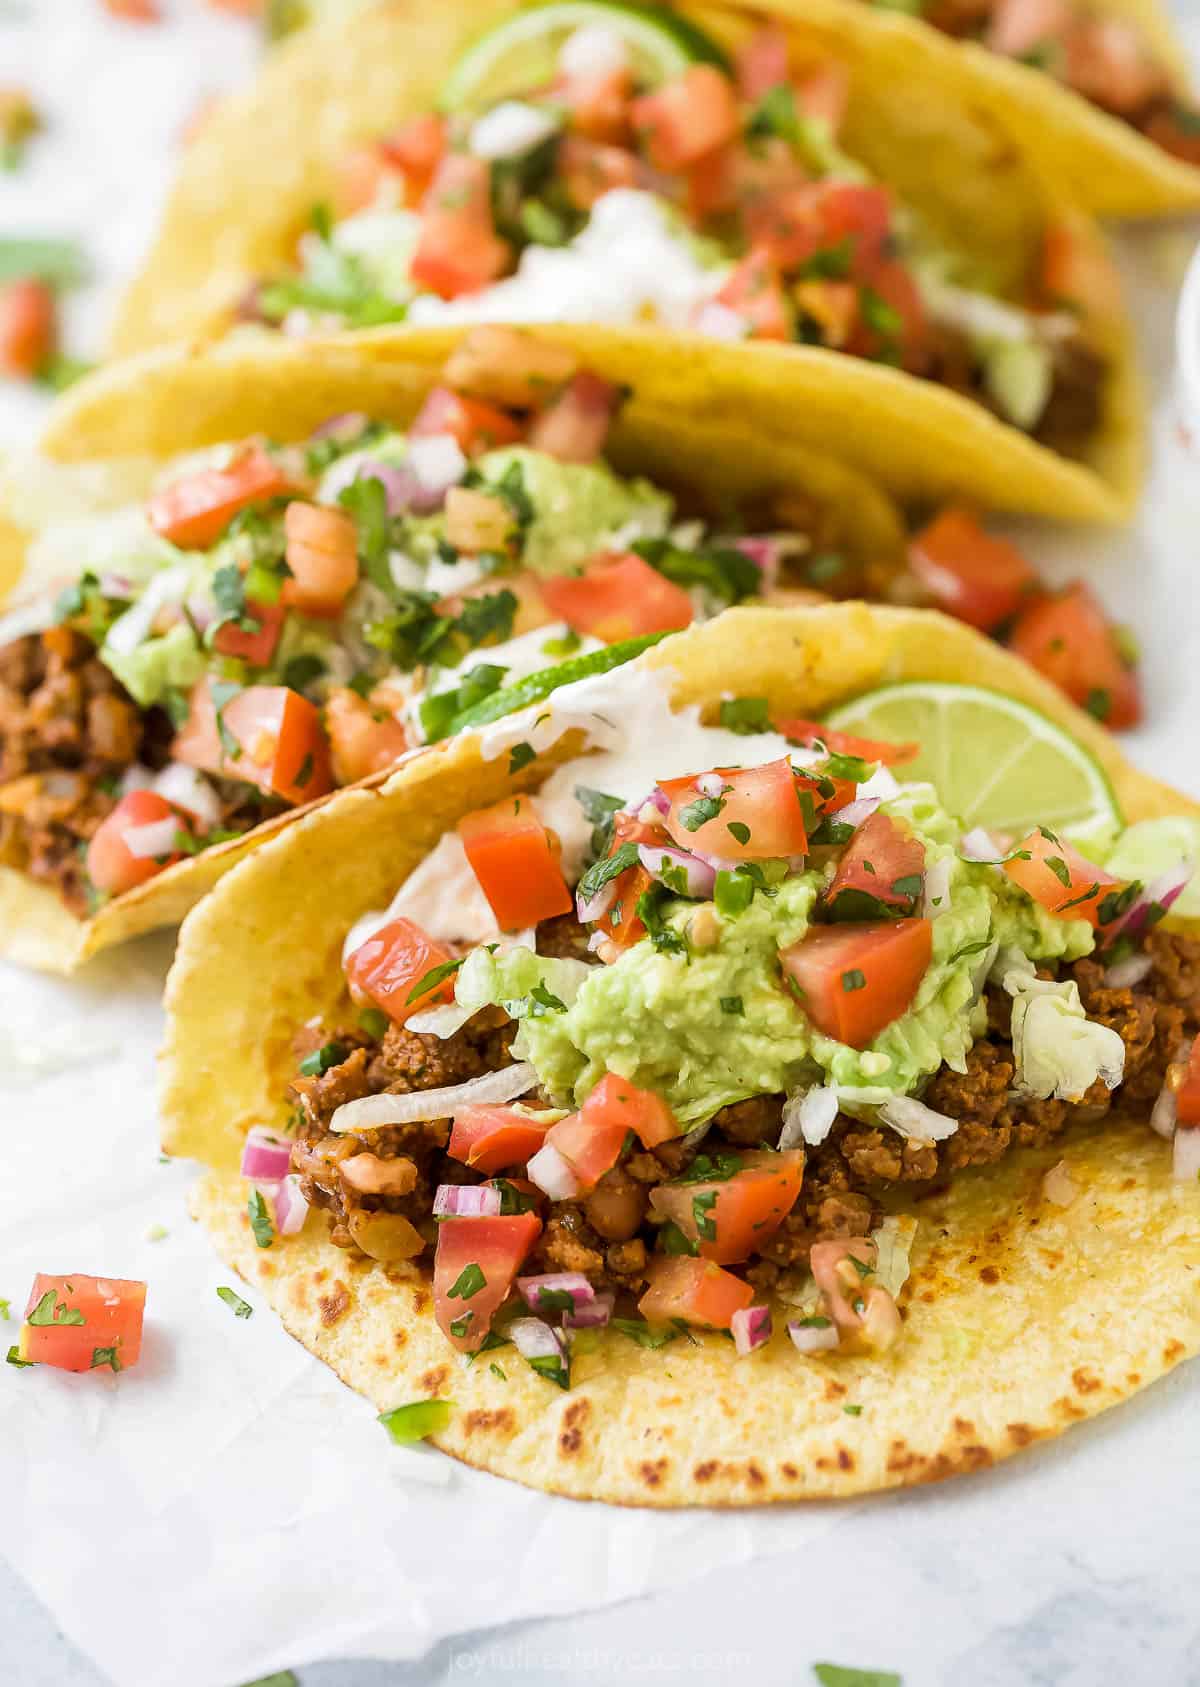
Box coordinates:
[448,630,669,734]
[440,1,728,114]
[824,682,1121,840]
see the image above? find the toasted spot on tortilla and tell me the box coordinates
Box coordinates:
[1164,1339,1185,1363]
[953,1416,976,1436]
[318,1282,350,1326]
[836,1448,854,1472]
[1006,1422,1036,1447]
[463,1407,515,1437]
[1072,1367,1102,1394]
[419,1365,449,1393]
[979,1265,1000,1284]
[639,1458,668,1488]
[392,1328,408,1348]
[781,1462,800,1479]
[693,1460,718,1483]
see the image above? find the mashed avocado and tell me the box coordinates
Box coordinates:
[476,447,673,576]
[465,786,1098,1124]
[104,621,207,709]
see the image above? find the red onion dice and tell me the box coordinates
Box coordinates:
[565,1291,613,1330]
[734,536,782,593]
[1106,861,1194,945]
[432,1183,503,1218]
[310,411,369,443]
[240,1127,293,1183]
[273,1173,310,1236]
[637,843,716,900]
[732,1304,772,1356]
[517,1272,595,1316]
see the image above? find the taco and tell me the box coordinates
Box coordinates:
[0,324,1141,972]
[160,603,1200,1505]
[110,0,1141,517]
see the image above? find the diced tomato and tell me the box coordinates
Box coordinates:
[848,259,927,371]
[1063,18,1167,115]
[411,154,511,300]
[1176,1040,1200,1126]
[710,248,792,341]
[908,508,1038,631]
[1003,828,1130,927]
[746,181,891,280]
[448,1105,553,1174]
[638,1255,754,1330]
[379,113,447,204]
[559,133,640,209]
[793,766,859,825]
[433,1212,542,1352]
[559,65,632,143]
[458,794,573,930]
[526,371,620,463]
[776,719,918,765]
[736,26,791,101]
[410,384,524,455]
[212,597,285,665]
[590,811,666,950]
[346,916,457,1023]
[146,443,292,550]
[1144,103,1200,167]
[661,759,808,862]
[1008,581,1141,728]
[334,144,407,218]
[1039,215,1122,321]
[102,0,160,18]
[545,1109,628,1190]
[172,678,333,805]
[18,1274,146,1373]
[826,812,926,919]
[650,1149,805,1264]
[0,278,55,378]
[685,142,741,221]
[985,0,1072,57]
[795,63,850,133]
[780,918,933,1047]
[582,1072,678,1149]
[631,64,740,171]
[283,499,359,618]
[442,326,578,410]
[86,790,189,897]
[539,552,694,642]
[324,687,409,784]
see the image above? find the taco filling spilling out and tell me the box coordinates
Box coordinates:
[245,4,1113,454]
[257,662,1198,1381]
[0,328,1137,923]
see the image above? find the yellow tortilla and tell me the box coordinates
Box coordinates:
[107,0,1142,519]
[0,328,906,972]
[161,604,1200,1505]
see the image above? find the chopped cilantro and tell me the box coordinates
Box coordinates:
[6,1346,32,1369]
[576,840,640,908]
[449,1313,474,1339]
[726,820,751,845]
[90,1345,122,1373]
[338,473,391,593]
[674,1153,743,1185]
[27,1289,84,1328]
[610,1318,679,1349]
[575,786,625,859]
[720,995,744,1015]
[841,969,867,993]
[635,884,687,955]
[448,1263,486,1300]
[281,651,326,692]
[660,1220,699,1256]
[358,1006,389,1039]
[529,981,566,1014]
[298,1040,348,1077]
[632,536,759,605]
[248,1190,274,1249]
[691,1190,718,1241]
[209,680,244,760]
[0,1300,8,1321]
[508,741,536,775]
[718,696,772,734]
[678,792,726,831]
[813,1667,901,1687]
[405,955,464,1006]
[843,1403,863,1417]
[489,1361,507,1381]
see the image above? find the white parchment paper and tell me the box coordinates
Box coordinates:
[1,6,1199,1687]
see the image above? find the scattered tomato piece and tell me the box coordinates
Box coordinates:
[448,1105,553,1175]
[825,812,925,919]
[346,916,458,1023]
[411,155,511,300]
[172,678,333,805]
[458,795,573,930]
[526,371,620,462]
[776,718,918,765]
[1008,581,1141,728]
[410,384,524,454]
[545,1109,628,1191]
[582,1072,678,1149]
[661,759,808,862]
[283,499,359,618]
[908,508,1038,631]
[0,279,55,378]
[780,918,932,1047]
[18,1273,146,1373]
[325,687,408,784]
[631,65,740,171]
[1003,828,1131,927]
[650,1150,805,1263]
[433,1213,542,1351]
[638,1255,754,1329]
[539,552,694,642]
[212,597,284,666]
[146,444,292,550]
[1175,1040,1200,1126]
[86,790,189,896]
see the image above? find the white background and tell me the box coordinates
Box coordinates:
[2,5,1200,1686]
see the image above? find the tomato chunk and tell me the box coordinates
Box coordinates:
[848,259,927,372]
[631,64,740,171]
[736,26,790,100]
[539,551,694,642]
[710,248,792,341]
[1063,18,1167,116]
[379,112,447,204]
[545,1109,628,1191]
[526,371,620,463]
[1176,1040,1200,1126]
[325,687,408,783]
[650,1149,805,1264]
[780,918,933,1048]
[1009,582,1141,729]
[559,65,632,143]
[86,790,188,897]
[1040,215,1122,321]
[908,508,1038,631]
[172,679,333,805]
[283,500,359,619]
[146,444,292,550]
[638,1255,754,1330]
[777,719,918,766]
[661,759,808,862]
[448,1105,552,1174]
[582,1072,678,1148]
[346,916,458,1024]
[746,181,891,279]
[18,1273,146,1373]
[1003,828,1131,927]
[458,794,573,931]
[409,384,524,455]
[825,812,925,920]
[212,597,285,665]
[0,278,55,377]
[434,1212,542,1352]
[559,133,640,209]
[412,154,510,300]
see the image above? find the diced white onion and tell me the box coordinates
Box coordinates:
[123,818,180,860]
[1041,1160,1078,1207]
[923,856,952,918]
[1102,952,1154,990]
[527,1141,581,1201]
[118,763,156,796]
[788,1318,839,1354]
[103,562,192,656]
[433,1183,503,1218]
[781,1085,838,1149]
[832,796,880,831]
[558,22,629,78]
[154,761,222,828]
[508,1316,569,1366]
[959,827,1000,862]
[469,100,559,160]
[1173,1126,1200,1183]
[407,433,467,495]
[329,1062,535,1133]
[855,765,900,803]
[877,1094,959,1143]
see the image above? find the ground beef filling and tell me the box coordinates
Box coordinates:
[0,628,275,915]
[288,928,1200,1296]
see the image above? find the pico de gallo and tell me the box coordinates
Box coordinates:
[865,0,1200,169]
[10,1274,146,1373]
[1,326,1136,925]
[252,665,1197,1384]
[244,3,1114,457]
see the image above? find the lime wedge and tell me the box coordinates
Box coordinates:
[824,682,1122,840]
[439,0,728,114]
[448,630,669,734]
